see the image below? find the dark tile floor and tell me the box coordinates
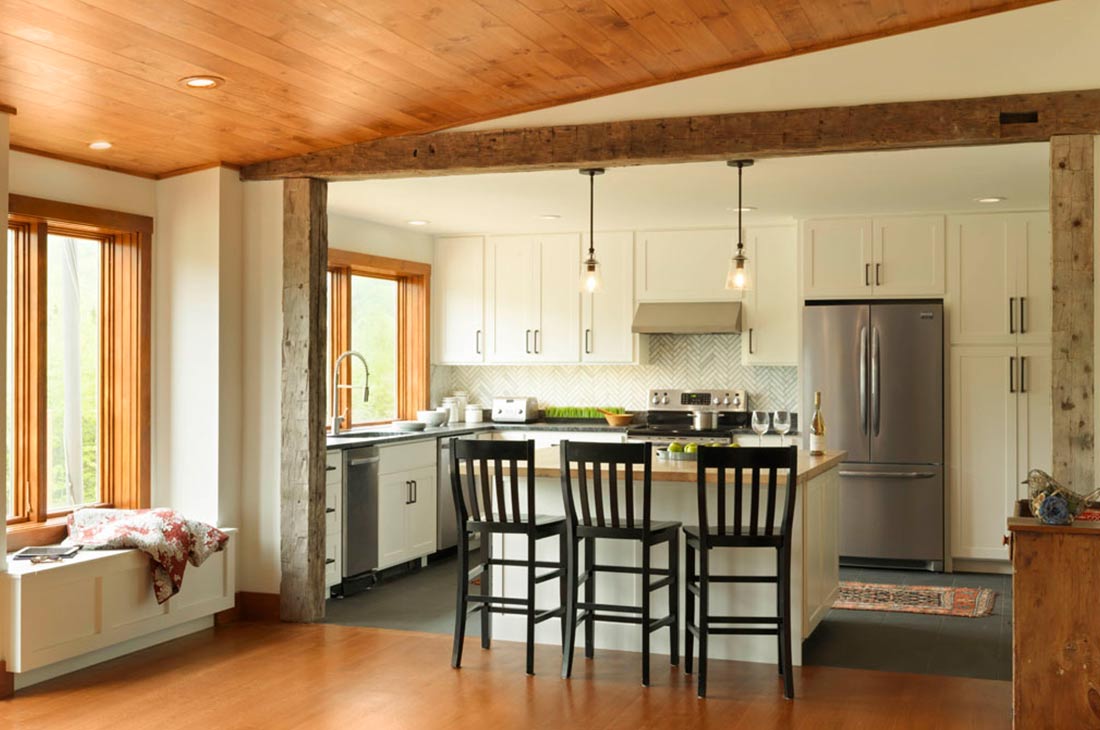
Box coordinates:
[802,567,1012,681]
[326,558,1012,681]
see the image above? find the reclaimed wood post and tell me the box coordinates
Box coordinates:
[280,178,328,622]
[1050,135,1095,493]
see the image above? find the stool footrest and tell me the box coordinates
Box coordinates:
[707,627,779,636]
[467,594,527,606]
[534,568,563,584]
[579,601,642,614]
[710,616,781,624]
[648,615,675,633]
[648,575,673,592]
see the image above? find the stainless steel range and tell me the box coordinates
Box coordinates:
[628,388,749,446]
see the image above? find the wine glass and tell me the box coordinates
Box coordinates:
[773,411,792,447]
[751,411,770,446]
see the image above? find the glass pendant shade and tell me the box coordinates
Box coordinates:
[581,256,602,293]
[725,253,750,290]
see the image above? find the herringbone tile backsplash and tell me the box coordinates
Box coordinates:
[433,334,799,414]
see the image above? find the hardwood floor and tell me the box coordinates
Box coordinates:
[4,622,1010,729]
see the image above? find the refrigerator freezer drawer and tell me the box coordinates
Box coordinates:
[838,463,944,563]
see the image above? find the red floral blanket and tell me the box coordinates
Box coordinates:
[65,508,229,604]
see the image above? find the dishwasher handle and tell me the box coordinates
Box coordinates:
[839,470,937,479]
[348,456,380,467]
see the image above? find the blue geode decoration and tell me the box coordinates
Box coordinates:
[1038,493,1073,525]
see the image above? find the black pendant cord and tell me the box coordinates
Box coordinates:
[588,170,595,258]
[736,161,744,256]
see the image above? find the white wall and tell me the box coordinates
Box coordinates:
[152,167,243,529]
[239,180,283,594]
[8,151,156,216]
[328,213,433,263]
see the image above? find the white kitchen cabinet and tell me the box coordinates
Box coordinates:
[325,450,343,590]
[802,218,873,298]
[582,232,644,364]
[803,216,945,299]
[485,234,580,363]
[947,212,1051,345]
[872,215,945,297]
[741,225,798,366]
[377,442,438,570]
[950,344,1050,562]
[434,236,485,364]
[635,229,740,302]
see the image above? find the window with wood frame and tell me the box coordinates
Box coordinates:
[6,195,152,548]
[327,249,430,429]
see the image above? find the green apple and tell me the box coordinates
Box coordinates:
[668,442,684,453]
[728,442,741,448]
[684,443,698,454]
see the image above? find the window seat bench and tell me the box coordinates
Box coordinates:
[1,528,236,690]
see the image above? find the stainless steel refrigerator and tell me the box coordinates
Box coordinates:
[802,301,944,570]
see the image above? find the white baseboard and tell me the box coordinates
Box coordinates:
[13,616,213,690]
[951,558,1012,575]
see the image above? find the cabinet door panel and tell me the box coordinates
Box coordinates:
[1017,213,1052,345]
[950,346,1018,561]
[635,229,737,301]
[947,215,1017,345]
[405,466,438,559]
[1017,345,1052,499]
[873,215,945,296]
[485,236,538,362]
[535,234,581,362]
[802,218,872,298]
[742,226,798,366]
[434,237,484,364]
[378,474,410,569]
[582,232,636,363]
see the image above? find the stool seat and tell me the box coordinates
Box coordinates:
[683,525,785,548]
[467,514,566,536]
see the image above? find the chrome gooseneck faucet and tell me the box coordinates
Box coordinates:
[330,350,370,435]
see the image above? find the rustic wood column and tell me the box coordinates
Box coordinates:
[280,178,328,622]
[1050,135,1095,492]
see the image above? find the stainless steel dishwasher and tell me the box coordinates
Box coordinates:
[343,446,381,580]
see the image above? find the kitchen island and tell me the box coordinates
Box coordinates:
[482,447,845,666]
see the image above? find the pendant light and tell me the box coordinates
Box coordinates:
[725,159,754,290]
[580,168,605,293]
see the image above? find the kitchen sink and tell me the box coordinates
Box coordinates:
[328,431,401,440]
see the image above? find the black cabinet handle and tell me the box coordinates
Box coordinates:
[748,328,755,355]
[525,329,531,354]
[1009,356,1016,394]
[585,328,591,354]
[1020,356,1027,393]
[326,465,337,472]
[405,480,412,504]
[412,480,418,503]
[475,329,482,355]
[325,558,335,565]
[875,263,881,286]
[326,507,336,514]
[1019,297,1027,334]
[1009,297,1016,334]
[864,263,870,286]
[534,329,540,354]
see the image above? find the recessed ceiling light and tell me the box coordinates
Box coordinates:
[180,75,224,89]
[976,196,1006,204]
[726,206,757,213]
[88,140,112,150]
[406,220,430,226]
[538,214,561,220]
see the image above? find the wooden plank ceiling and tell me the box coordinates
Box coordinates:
[0,0,1052,178]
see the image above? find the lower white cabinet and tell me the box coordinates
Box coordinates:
[325,450,343,590]
[377,443,438,570]
[950,345,1051,561]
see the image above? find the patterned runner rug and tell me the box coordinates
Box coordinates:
[833,581,997,618]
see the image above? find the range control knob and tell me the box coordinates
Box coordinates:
[722,395,730,406]
[733,394,742,407]
[651,394,660,405]
[661,394,670,405]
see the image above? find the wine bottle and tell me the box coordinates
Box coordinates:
[809,391,826,455]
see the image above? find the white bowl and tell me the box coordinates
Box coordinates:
[434,406,451,426]
[393,420,427,432]
[417,410,447,427]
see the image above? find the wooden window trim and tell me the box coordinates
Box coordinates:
[6,196,152,549]
[328,249,430,427]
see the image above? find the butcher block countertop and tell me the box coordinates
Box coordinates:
[515,448,847,484]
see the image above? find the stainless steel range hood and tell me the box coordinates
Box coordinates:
[631,301,743,334]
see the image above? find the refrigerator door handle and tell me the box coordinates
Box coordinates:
[859,326,868,435]
[870,327,881,436]
[839,470,937,479]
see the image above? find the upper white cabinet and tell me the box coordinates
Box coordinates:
[873,215,945,297]
[802,218,873,298]
[947,212,1051,346]
[635,229,739,302]
[434,236,485,364]
[485,234,580,363]
[582,232,643,364]
[802,216,945,299]
[741,225,799,366]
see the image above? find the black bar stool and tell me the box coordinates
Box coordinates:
[684,445,799,699]
[559,440,681,685]
[449,438,566,675]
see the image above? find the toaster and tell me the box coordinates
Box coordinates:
[492,397,539,423]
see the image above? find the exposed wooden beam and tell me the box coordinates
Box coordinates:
[242,88,1100,181]
[280,177,328,623]
[1050,135,1095,492]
